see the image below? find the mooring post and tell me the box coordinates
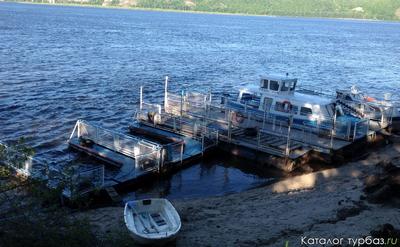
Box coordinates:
[180,143,184,165]
[180,90,184,130]
[262,108,266,130]
[158,148,163,173]
[203,95,208,122]
[331,108,337,149]
[77,120,81,138]
[201,135,205,156]
[70,120,78,140]
[285,115,293,156]
[228,110,232,141]
[353,121,358,141]
[139,86,143,111]
[272,117,276,131]
[180,90,184,117]
[164,76,168,111]
[389,107,393,125]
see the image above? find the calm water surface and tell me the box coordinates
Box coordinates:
[1,2,399,199]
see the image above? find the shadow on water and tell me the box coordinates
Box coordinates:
[120,153,282,201]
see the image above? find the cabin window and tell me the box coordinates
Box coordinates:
[300,107,313,116]
[274,102,297,113]
[269,80,279,91]
[274,102,286,112]
[289,81,296,91]
[291,105,299,114]
[261,80,268,89]
[281,82,290,91]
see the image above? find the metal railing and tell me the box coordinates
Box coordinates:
[69,120,163,168]
[62,165,105,198]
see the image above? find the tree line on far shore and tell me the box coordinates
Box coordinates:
[12,0,400,21]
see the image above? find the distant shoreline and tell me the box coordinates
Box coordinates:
[5,1,398,23]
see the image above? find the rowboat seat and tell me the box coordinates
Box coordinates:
[151,213,167,226]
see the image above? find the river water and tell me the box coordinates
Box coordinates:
[1,2,399,199]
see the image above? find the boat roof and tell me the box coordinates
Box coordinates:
[239,85,334,105]
[259,74,297,82]
[292,92,333,105]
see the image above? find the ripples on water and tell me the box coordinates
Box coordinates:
[0,2,399,199]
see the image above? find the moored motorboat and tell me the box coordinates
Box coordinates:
[221,74,367,138]
[336,86,400,131]
[124,198,181,245]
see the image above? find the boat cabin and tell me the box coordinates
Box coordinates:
[236,75,339,123]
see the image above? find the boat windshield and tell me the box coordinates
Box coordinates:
[281,81,296,92]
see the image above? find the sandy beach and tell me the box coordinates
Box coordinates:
[77,137,400,246]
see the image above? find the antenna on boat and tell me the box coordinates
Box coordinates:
[140,86,143,111]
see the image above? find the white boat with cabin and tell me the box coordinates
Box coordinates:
[224,75,364,136]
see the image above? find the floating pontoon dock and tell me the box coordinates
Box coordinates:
[67,119,217,188]
[134,76,381,171]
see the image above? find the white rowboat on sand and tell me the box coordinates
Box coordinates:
[124,198,181,245]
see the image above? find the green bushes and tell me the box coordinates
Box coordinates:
[0,142,134,247]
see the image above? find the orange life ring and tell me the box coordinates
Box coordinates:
[364,96,375,102]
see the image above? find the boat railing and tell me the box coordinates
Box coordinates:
[141,102,162,114]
